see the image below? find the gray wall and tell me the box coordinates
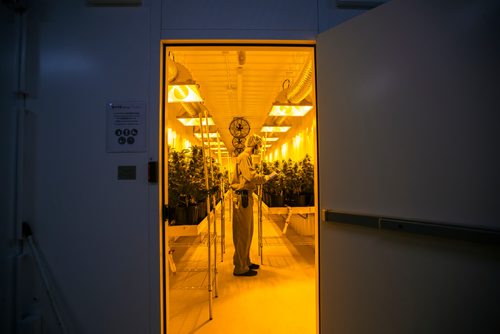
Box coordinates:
[6,0,499,333]
[4,1,161,333]
[318,0,500,333]
[1,5,21,334]
[2,0,366,333]
[163,0,317,39]
[161,0,364,39]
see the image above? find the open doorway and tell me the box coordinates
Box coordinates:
[159,42,319,334]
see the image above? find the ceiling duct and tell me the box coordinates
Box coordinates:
[180,101,203,117]
[176,104,214,127]
[166,55,178,83]
[270,72,313,118]
[166,53,203,103]
[286,57,313,103]
[166,53,205,115]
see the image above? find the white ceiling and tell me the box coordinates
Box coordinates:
[166,45,315,154]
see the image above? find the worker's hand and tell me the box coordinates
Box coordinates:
[267,171,278,181]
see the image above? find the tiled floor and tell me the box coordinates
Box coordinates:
[167,198,317,334]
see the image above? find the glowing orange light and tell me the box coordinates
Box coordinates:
[177,116,215,127]
[261,126,291,133]
[269,105,312,116]
[167,84,203,103]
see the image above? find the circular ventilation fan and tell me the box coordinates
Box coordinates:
[232,137,246,149]
[233,148,244,156]
[229,117,250,138]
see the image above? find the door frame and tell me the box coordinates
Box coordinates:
[158,39,320,334]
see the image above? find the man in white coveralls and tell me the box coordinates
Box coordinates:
[231,134,277,276]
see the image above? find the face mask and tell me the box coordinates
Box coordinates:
[251,154,262,165]
[252,144,262,155]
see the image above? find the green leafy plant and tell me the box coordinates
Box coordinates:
[261,156,315,207]
[266,160,284,196]
[168,145,228,223]
[299,154,314,194]
[168,147,197,207]
[188,145,208,203]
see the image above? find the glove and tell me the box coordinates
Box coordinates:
[266,171,277,181]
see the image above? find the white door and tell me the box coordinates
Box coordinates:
[316,1,500,333]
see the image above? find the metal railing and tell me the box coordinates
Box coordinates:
[321,210,500,243]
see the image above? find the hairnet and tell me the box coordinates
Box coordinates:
[246,134,263,148]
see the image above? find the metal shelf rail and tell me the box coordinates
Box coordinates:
[165,110,225,320]
[168,232,217,292]
[257,188,316,264]
[166,199,221,320]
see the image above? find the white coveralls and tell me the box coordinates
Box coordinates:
[231,151,267,274]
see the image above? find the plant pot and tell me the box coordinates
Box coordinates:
[173,205,199,225]
[291,194,306,207]
[166,204,175,224]
[197,201,207,222]
[263,193,270,206]
[305,193,314,206]
[187,205,199,225]
[269,194,284,207]
[174,206,187,225]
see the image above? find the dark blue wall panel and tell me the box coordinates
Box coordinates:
[162,0,319,39]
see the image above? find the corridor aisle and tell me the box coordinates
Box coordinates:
[168,195,316,334]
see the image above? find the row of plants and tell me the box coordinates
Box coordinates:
[167,145,227,225]
[260,154,315,207]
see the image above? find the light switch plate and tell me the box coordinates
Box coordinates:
[118,166,136,180]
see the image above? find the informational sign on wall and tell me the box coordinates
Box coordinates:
[106,101,146,153]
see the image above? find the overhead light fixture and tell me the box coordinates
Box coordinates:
[167,60,203,103]
[269,102,313,117]
[264,137,279,142]
[269,79,313,116]
[177,112,215,127]
[261,125,291,133]
[193,127,219,139]
[204,141,221,146]
[194,132,219,139]
[168,84,203,103]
